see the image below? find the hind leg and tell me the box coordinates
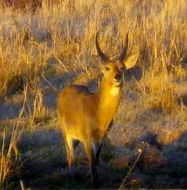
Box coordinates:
[64,135,75,175]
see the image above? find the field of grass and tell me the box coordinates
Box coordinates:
[0,0,187,189]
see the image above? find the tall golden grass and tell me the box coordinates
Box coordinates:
[0,85,27,186]
[0,0,186,110]
[0,127,19,186]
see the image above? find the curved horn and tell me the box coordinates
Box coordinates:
[96,32,109,62]
[119,33,129,62]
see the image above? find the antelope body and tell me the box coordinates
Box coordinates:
[57,32,138,186]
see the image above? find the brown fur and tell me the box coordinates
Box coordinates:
[57,33,138,187]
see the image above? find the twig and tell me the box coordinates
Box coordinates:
[40,74,58,93]
[119,148,143,190]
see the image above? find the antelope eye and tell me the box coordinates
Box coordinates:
[105,66,110,71]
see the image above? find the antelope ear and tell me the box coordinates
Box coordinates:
[123,52,139,69]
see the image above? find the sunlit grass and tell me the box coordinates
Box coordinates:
[0,0,186,109]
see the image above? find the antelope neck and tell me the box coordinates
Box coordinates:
[93,78,122,134]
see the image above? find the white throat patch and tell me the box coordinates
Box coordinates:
[110,87,120,96]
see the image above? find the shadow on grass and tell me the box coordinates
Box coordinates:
[5,124,187,189]
[14,134,128,189]
[124,130,187,189]
[0,71,78,120]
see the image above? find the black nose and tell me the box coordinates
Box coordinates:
[115,74,122,81]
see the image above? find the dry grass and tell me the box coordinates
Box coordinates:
[0,127,19,186]
[0,0,186,107]
[0,0,187,188]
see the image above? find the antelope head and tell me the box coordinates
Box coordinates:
[96,32,139,89]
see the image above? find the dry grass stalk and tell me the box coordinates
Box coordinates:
[0,86,27,186]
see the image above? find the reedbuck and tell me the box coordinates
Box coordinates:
[57,32,139,186]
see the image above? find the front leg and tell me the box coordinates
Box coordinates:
[93,143,103,166]
[84,142,98,188]
[94,120,113,166]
